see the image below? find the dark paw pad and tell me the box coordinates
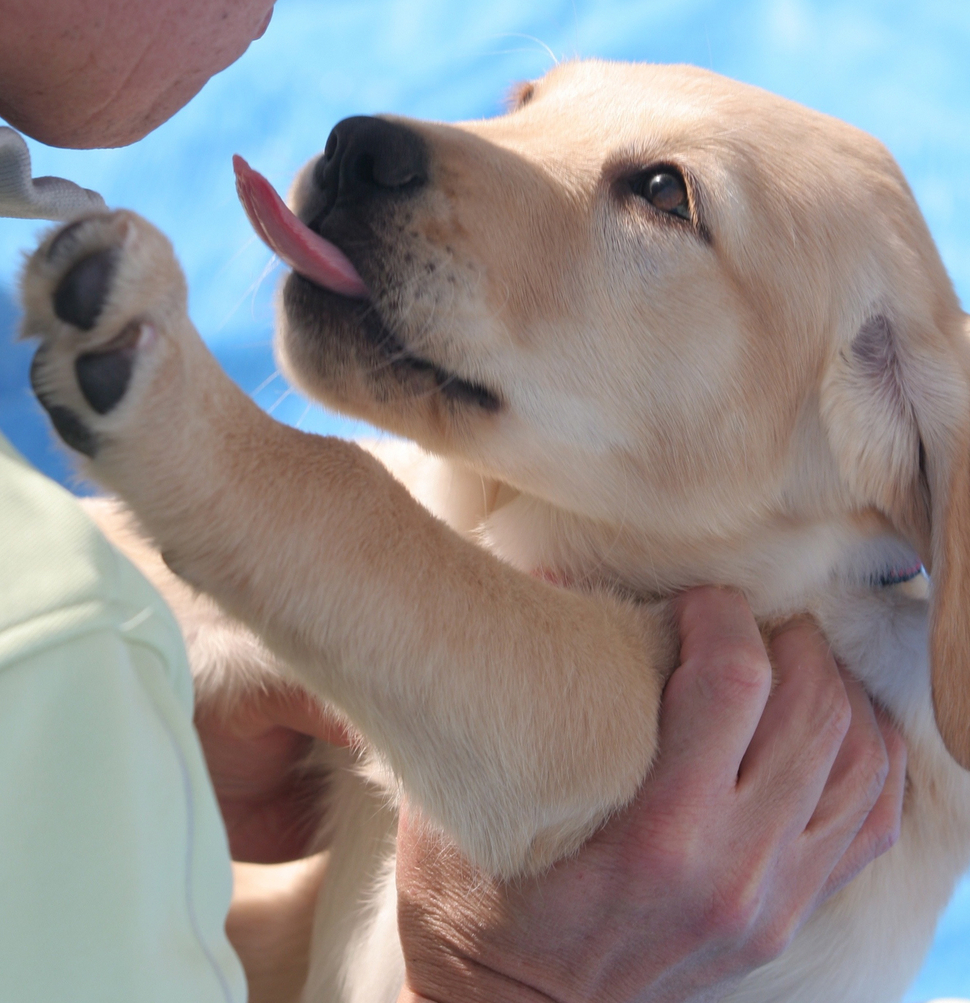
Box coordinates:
[29,349,99,457]
[46,219,89,262]
[53,247,117,330]
[74,321,141,414]
[44,404,99,457]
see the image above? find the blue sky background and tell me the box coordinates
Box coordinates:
[1,2,968,995]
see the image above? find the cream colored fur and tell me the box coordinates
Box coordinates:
[23,61,970,1003]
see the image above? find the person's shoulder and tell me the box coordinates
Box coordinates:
[0,435,189,699]
[0,434,114,618]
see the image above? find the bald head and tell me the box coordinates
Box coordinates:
[0,0,274,148]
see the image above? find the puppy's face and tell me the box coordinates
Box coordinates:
[276,60,970,764]
[277,60,960,540]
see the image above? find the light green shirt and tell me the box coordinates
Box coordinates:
[0,432,247,1002]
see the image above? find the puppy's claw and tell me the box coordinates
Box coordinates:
[53,247,117,330]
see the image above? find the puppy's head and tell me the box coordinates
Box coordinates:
[276,62,818,529]
[269,60,970,766]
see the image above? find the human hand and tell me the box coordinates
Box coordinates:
[394,587,906,1003]
[195,686,350,863]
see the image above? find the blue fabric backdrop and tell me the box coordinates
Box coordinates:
[1,3,968,996]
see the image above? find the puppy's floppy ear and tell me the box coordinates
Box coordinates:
[927,404,970,770]
[821,309,970,769]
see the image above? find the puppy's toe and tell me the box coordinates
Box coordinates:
[53,247,118,330]
[73,320,142,414]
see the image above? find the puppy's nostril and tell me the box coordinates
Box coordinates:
[53,247,117,330]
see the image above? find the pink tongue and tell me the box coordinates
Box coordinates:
[233,154,368,299]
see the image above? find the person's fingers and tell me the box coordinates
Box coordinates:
[218,778,321,864]
[661,588,772,787]
[804,673,889,839]
[254,687,354,746]
[197,684,352,746]
[199,714,310,798]
[816,710,906,903]
[195,685,352,862]
[737,623,850,837]
[196,711,321,862]
[753,670,886,909]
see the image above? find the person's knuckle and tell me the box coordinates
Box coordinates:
[868,798,903,859]
[849,733,891,806]
[882,722,907,766]
[861,828,887,866]
[744,912,799,968]
[815,678,852,745]
[704,897,756,945]
[845,824,891,880]
[863,738,891,797]
[879,811,903,855]
[705,870,766,944]
[707,641,771,701]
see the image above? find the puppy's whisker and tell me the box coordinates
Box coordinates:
[250,254,283,318]
[295,400,314,429]
[250,368,282,398]
[214,253,281,333]
[221,232,261,268]
[266,386,295,415]
[486,32,559,67]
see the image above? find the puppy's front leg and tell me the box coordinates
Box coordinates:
[24,212,673,876]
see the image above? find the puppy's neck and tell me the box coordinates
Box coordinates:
[478,488,922,619]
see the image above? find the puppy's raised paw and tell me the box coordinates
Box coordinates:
[22,210,189,457]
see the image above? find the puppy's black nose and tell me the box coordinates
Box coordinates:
[313,116,428,208]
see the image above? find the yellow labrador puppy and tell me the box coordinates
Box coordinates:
[22,60,970,1003]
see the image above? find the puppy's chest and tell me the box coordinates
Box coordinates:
[479,499,932,714]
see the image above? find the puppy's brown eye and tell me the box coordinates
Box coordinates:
[629,170,691,221]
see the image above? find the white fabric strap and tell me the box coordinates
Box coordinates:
[0,126,106,221]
